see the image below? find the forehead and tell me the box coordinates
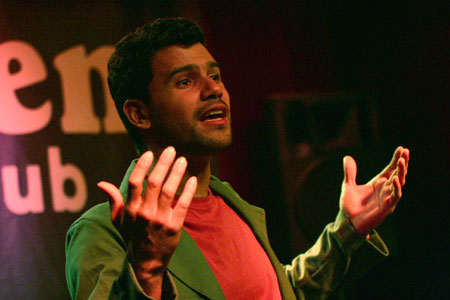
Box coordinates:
[151,43,216,75]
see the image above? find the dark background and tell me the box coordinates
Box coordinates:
[0,1,448,299]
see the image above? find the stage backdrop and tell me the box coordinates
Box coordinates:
[0,2,170,299]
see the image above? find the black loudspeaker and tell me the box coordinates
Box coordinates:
[264,92,385,253]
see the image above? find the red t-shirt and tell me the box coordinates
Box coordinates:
[183,190,282,300]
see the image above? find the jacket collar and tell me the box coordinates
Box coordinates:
[168,230,226,299]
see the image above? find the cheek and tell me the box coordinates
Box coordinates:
[164,102,195,123]
[152,89,199,123]
[223,88,231,108]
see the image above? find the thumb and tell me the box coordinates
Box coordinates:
[343,156,357,185]
[97,181,124,225]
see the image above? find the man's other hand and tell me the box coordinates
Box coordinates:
[340,146,410,235]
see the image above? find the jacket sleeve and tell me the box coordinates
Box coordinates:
[284,210,389,300]
[65,215,177,300]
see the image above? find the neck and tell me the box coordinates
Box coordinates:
[147,144,211,198]
[182,154,211,197]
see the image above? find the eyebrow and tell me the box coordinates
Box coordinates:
[166,61,220,83]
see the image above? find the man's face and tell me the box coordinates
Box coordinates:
[147,43,232,155]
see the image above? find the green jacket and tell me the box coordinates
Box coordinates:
[66,160,388,300]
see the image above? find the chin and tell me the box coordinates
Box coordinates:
[182,134,233,156]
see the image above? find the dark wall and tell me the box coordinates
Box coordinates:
[202,1,449,299]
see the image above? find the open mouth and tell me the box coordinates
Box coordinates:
[200,105,227,123]
[202,110,226,122]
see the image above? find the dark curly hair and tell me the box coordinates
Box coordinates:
[107,17,206,154]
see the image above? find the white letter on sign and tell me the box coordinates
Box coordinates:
[0,40,52,135]
[54,45,125,134]
[1,165,45,215]
[48,146,87,212]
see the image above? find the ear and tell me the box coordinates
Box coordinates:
[123,99,151,129]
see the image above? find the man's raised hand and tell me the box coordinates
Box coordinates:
[97,146,197,298]
[340,146,410,235]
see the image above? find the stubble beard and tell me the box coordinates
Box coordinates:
[149,113,233,156]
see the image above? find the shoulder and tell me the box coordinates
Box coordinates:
[66,202,123,246]
[71,202,111,228]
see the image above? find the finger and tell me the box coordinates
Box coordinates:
[343,156,357,185]
[401,147,410,172]
[397,157,407,186]
[159,157,188,213]
[376,176,389,187]
[372,177,389,206]
[392,176,402,200]
[389,146,403,171]
[97,181,124,226]
[383,176,401,209]
[142,146,177,214]
[377,146,403,178]
[172,176,197,227]
[127,151,154,214]
[388,167,398,184]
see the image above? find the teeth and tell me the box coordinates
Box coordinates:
[204,117,222,122]
[206,110,223,117]
[202,108,226,122]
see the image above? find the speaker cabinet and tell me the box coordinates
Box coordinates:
[264,92,383,252]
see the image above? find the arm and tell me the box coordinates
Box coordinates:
[285,210,388,300]
[66,212,177,300]
[285,146,409,300]
[66,146,197,300]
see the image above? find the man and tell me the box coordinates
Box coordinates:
[65,18,410,300]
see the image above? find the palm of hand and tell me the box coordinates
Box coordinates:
[339,147,409,235]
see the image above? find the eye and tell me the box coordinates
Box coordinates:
[209,73,221,82]
[177,78,192,87]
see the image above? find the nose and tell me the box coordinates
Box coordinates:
[200,76,223,101]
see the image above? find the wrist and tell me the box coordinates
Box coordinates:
[333,210,368,254]
[128,246,166,300]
